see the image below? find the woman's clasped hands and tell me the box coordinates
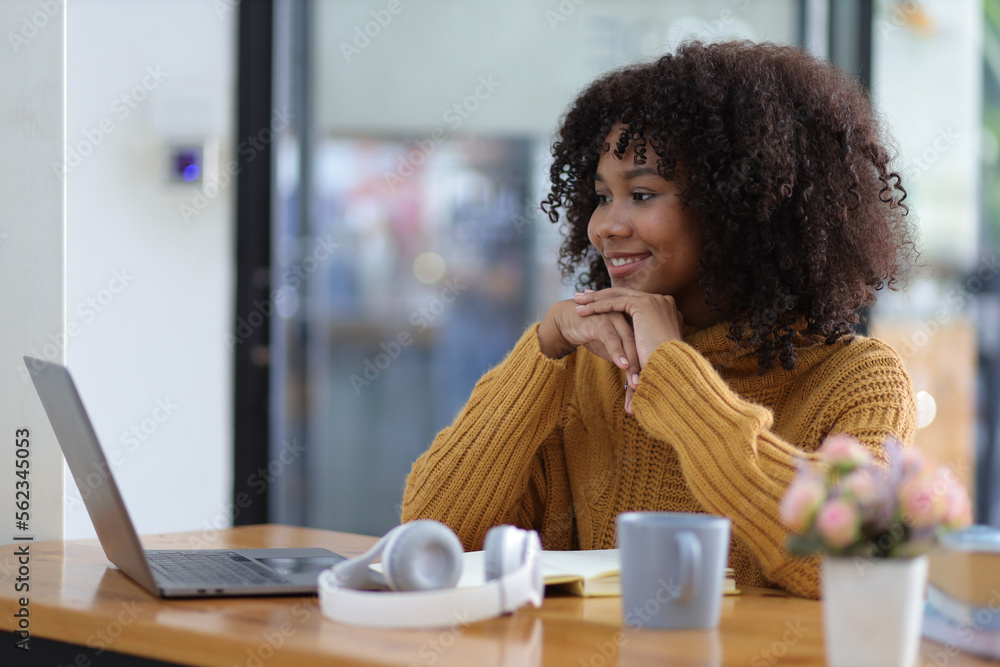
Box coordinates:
[537,288,684,414]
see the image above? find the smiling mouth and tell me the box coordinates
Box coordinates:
[608,255,647,267]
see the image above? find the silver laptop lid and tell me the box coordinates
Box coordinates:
[24,356,159,594]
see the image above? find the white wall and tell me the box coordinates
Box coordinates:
[0,0,66,545]
[64,0,236,539]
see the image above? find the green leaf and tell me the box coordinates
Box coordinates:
[786,533,827,556]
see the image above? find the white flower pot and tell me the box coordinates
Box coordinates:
[822,555,928,667]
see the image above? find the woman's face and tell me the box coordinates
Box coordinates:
[587,129,712,326]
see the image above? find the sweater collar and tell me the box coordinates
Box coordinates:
[682,320,758,370]
[682,319,828,373]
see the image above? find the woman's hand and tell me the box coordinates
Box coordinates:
[572,288,684,369]
[538,298,641,384]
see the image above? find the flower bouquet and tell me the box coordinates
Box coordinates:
[781,434,972,557]
[781,434,973,667]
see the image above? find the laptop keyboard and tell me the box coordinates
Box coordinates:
[146,551,290,587]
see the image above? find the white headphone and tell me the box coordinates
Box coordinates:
[319,520,544,629]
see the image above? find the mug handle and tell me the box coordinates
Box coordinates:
[673,531,702,603]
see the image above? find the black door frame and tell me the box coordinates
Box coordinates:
[233,0,274,525]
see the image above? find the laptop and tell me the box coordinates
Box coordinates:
[24,356,346,597]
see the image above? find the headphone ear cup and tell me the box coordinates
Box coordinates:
[484,525,528,581]
[383,520,463,592]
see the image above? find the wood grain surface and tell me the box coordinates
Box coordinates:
[0,525,991,666]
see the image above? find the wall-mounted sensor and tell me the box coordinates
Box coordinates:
[169,146,202,183]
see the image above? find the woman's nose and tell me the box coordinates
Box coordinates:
[593,202,632,239]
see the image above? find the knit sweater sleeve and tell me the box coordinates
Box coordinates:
[401,324,575,551]
[630,338,915,599]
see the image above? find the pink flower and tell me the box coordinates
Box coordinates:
[841,468,878,505]
[899,448,928,477]
[781,473,827,531]
[820,435,872,471]
[898,471,946,529]
[941,477,973,530]
[815,498,860,549]
[785,440,969,558]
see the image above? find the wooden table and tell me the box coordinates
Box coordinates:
[0,525,991,666]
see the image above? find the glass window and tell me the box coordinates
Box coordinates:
[272,0,801,535]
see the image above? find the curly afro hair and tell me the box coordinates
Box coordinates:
[541,40,917,372]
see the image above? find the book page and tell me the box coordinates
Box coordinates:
[379,548,732,595]
[453,549,619,589]
[540,549,620,582]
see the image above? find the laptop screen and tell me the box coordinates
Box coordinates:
[24,356,159,594]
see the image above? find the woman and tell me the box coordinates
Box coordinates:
[401,41,918,598]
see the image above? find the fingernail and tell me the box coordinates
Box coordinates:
[631,373,639,386]
[625,398,632,413]
[575,304,585,310]
[585,289,594,293]
[618,356,628,367]
[574,291,584,296]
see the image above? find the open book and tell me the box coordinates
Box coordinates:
[457,549,737,597]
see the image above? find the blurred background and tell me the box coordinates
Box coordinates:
[54,0,997,540]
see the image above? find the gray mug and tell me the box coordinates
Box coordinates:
[617,512,731,629]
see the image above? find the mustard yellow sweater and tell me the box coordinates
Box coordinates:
[401,320,915,598]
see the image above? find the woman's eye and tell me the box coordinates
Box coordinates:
[594,192,653,205]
